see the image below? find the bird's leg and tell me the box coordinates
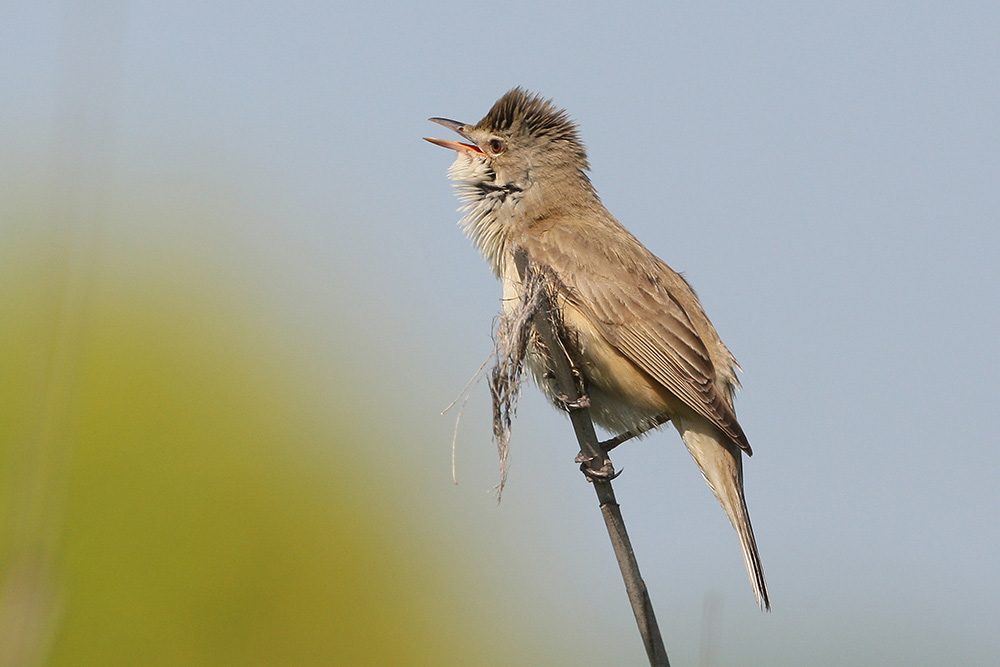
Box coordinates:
[543,368,591,410]
[534,306,619,481]
[574,450,622,481]
[598,413,672,453]
[576,410,671,481]
[569,365,588,402]
[541,366,616,480]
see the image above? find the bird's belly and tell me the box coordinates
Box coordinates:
[529,300,684,436]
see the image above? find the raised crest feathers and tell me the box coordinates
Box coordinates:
[477,88,589,168]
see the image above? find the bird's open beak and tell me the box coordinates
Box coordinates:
[424,117,485,154]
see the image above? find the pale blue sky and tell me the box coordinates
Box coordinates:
[3,2,999,664]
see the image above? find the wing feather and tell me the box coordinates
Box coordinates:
[521,218,751,452]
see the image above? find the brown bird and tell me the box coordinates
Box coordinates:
[426,88,769,610]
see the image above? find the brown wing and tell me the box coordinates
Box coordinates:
[521,218,751,453]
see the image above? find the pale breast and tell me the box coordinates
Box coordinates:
[525,296,684,435]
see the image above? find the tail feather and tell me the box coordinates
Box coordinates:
[675,416,770,611]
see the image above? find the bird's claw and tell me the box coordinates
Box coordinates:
[555,392,590,410]
[575,452,621,482]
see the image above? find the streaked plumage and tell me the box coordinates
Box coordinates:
[426,88,769,610]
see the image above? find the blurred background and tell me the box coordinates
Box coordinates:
[2,2,998,665]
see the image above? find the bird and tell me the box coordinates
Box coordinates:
[425,88,769,610]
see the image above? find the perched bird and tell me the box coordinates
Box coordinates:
[426,88,769,610]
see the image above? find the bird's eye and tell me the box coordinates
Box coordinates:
[488,138,505,154]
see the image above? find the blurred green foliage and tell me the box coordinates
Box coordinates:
[0,231,516,666]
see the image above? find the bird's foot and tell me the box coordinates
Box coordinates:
[575,451,621,482]
[554,392,590,410]
[544,366,590,410]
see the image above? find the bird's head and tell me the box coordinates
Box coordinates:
[425,88,592,205]
[426,89,598,274]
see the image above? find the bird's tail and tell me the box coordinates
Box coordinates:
[674,416,770,611]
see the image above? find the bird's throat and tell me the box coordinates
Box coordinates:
[448,155,522,276]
